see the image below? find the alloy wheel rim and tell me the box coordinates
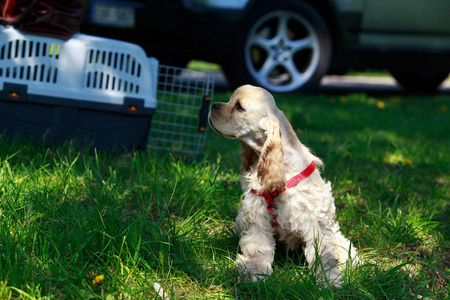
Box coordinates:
[244,10,320,92]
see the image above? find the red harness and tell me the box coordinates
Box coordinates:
[250,162,316,227]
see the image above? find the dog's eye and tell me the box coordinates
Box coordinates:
[235,101,245,112]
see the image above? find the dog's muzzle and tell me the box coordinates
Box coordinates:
[208,103,220,134]
[211,102,221,111]
[208,103,221,134]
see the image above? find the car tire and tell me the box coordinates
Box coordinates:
[390,70,449,94]
[225,1,332,93]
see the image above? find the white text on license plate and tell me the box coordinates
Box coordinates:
[92,3,135,28]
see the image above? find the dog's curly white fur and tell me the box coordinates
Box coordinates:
[209,85,358,287]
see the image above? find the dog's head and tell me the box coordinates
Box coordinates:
[209,85,289,191]
[208,85,277,141]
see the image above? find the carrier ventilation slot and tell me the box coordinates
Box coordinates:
[85,49,142,94]
[85,71,140,94]
[0,39,61,60]
[0,39,60,83]
[0,65,58,83]
[87,49,142,77]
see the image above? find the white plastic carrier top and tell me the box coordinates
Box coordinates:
[0,26,158,109]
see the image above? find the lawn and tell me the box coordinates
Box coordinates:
[0,91,449,299]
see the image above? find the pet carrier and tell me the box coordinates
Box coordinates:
[0,26,158,150]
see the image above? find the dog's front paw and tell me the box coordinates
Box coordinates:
[315,263,344,289]
[236,254,272,282]
[326,267,343,288]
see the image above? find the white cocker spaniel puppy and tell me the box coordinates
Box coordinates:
[208,85,358,287]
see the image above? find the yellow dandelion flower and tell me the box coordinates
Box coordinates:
[339,96,347,103]
[92,274,105,285]
[384,153,412,165]
[440,105,448,112]
[377,101,385,109]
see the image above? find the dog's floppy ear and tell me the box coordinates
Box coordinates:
[257,115,285,191]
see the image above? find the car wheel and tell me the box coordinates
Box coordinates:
[390,70,449,93]
[227,2,332,93]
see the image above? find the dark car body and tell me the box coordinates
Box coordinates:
[81,0,450,93]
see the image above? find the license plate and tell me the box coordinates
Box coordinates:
[91,3,136,28]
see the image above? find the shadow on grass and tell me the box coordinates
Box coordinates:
[0,90,448,298]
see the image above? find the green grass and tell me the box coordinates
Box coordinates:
[187,60,222,72]
[0,92,449,299]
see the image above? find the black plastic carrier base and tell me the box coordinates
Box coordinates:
[0,82,155,151]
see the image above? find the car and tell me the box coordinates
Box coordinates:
[81,0,450,93]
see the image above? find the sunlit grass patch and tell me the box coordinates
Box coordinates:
[0,91,449,298]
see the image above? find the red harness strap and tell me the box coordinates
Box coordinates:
[251,162,316,226]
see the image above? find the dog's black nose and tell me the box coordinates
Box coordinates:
[211,103,221,111]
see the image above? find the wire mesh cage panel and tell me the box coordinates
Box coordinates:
[148,65,214,156]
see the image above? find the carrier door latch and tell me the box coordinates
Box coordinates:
[122,97,145,116]
[198,95,211,132]
[1,83,28,102]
